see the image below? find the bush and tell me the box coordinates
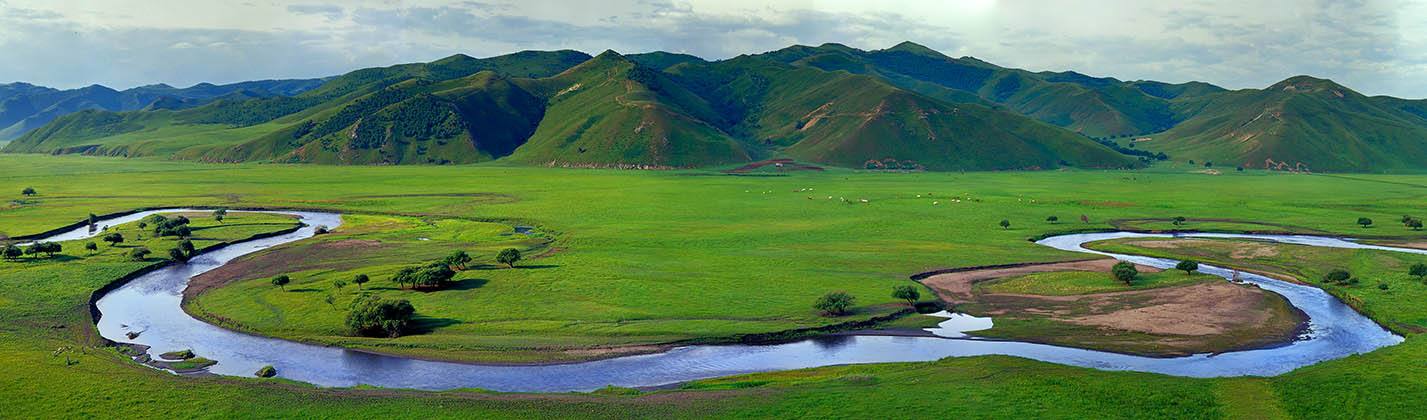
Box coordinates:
[814,291,856,316]
[497,248,522,268]
[1175,260,1199,274]
[1112,261,1138,285]
[345,295,415,337]
[891,285,920,306]
[1323,269,1352,284]
[254,365,277,378]
[126,247,151,261]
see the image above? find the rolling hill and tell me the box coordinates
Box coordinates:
[1140,76,1427,172]
[10,42,1426,172]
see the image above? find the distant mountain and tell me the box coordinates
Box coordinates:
[752,42,1224,138]
[0,78,328,140]
[1141,76,1427,172]
[13,42,1427,172]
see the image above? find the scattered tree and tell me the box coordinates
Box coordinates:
[1403,215,1415,226]
[126,247,151,261]
[443,250,472,270]
[1046,215,1059,224]
[272,275,291,291]
[999,219,1011,230]
[21,187,36,196]
[1411,219,1424,231]
[168,248,188,262]
[1410,263,1427,281]
[814,291,856,316]
[392,267,419,289]
[2,245,21,260]
[345,295,415,338]
[87,213,98,227]
[324,294,336,307]
[333,280,347,290]
[497,248,522,268]
[1176,260,1200,275]
[103,233,124,247]
[392,263,457,290]
[1379,283,1391,290]
[1111,261,1138,285]
[1080,214,1090,224]
[178,239,195,256]
[352,274,369,289]
[1357,217,1374,228]
[25,242,61,258]
[1171,216,1187,226]
[213,208,227,223]
[891,285,920,307]
[84,242,98,253]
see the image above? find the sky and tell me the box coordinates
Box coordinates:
[1,0,1425,98]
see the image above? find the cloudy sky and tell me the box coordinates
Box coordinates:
[2,0,1425,97]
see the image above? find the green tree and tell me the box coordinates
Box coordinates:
[126,247,151,261]
[1112,261,1138,285]
[497,248,522,268]
[1357,217,1374,228]
[1410,263,1427,281]
[444,250,472,270]
[333,280,347,291]
[21,187,35,196]
[168,248,188,262]
[1403,215,1415,226]
[213,208,227,223]
[999,219,1011,230]
[272,275,291,291]
[103,233,124,247]
[1172,216,1187,226]
[178,240,195,256]
[392,267,418,289]
[891,285,921,307]
[84,242,98,253]
[1046,216,1059,224]
[814,291,856,316]
[352,274,369,289]
[1175,260,1199,275]
[1410,219,1424,231]
[2,245,21,260]
[87,213,98,227]
[345,295,415,338]
[1323,269,1352,284]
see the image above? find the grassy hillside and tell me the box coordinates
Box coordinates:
[505,51,751,168]
[1144,76,1427,172]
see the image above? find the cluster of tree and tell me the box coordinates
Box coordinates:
[814,291,856,316]
[345,294,416,338]
[1400,215,1424,230]
[1111,261,1138,285]
[103,233,125,246]
[863,159,924,171]
[1091,138,1167,161]
[1,244,22,260]
[313,80,433,142]
[350,94,466,150]
[442,250,472,270]
[22,242,63,258]
[1410,263,1427,281]
[392,262,457,290]
[146,214,192,237]
[184,96,319,126]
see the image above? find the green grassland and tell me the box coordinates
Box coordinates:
[6,155,1427,416]
[979,270,1218,296]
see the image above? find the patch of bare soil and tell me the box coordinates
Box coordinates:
[919,260,1305,355]
[1124,239,1278,259]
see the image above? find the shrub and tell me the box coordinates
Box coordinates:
[1112,261,1138,285]
[127,247,151,261]
[814,291,856,316]
[345,295,415,338]
[84,242,98,252]
[891,285,921,306]
[1378,283,1390,290]
[1322,269,1352,284]
[103,233,124,246]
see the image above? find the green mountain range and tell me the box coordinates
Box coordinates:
[7,42,1426,172]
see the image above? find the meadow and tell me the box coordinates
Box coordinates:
[5,154,1427,417]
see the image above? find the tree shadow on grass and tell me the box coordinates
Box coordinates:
[468,263,559,271]
[407,316,462,335]
[446,278,488,291]
[287,288,323,293]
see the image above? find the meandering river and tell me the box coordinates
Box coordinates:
[64,210,1405,391]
